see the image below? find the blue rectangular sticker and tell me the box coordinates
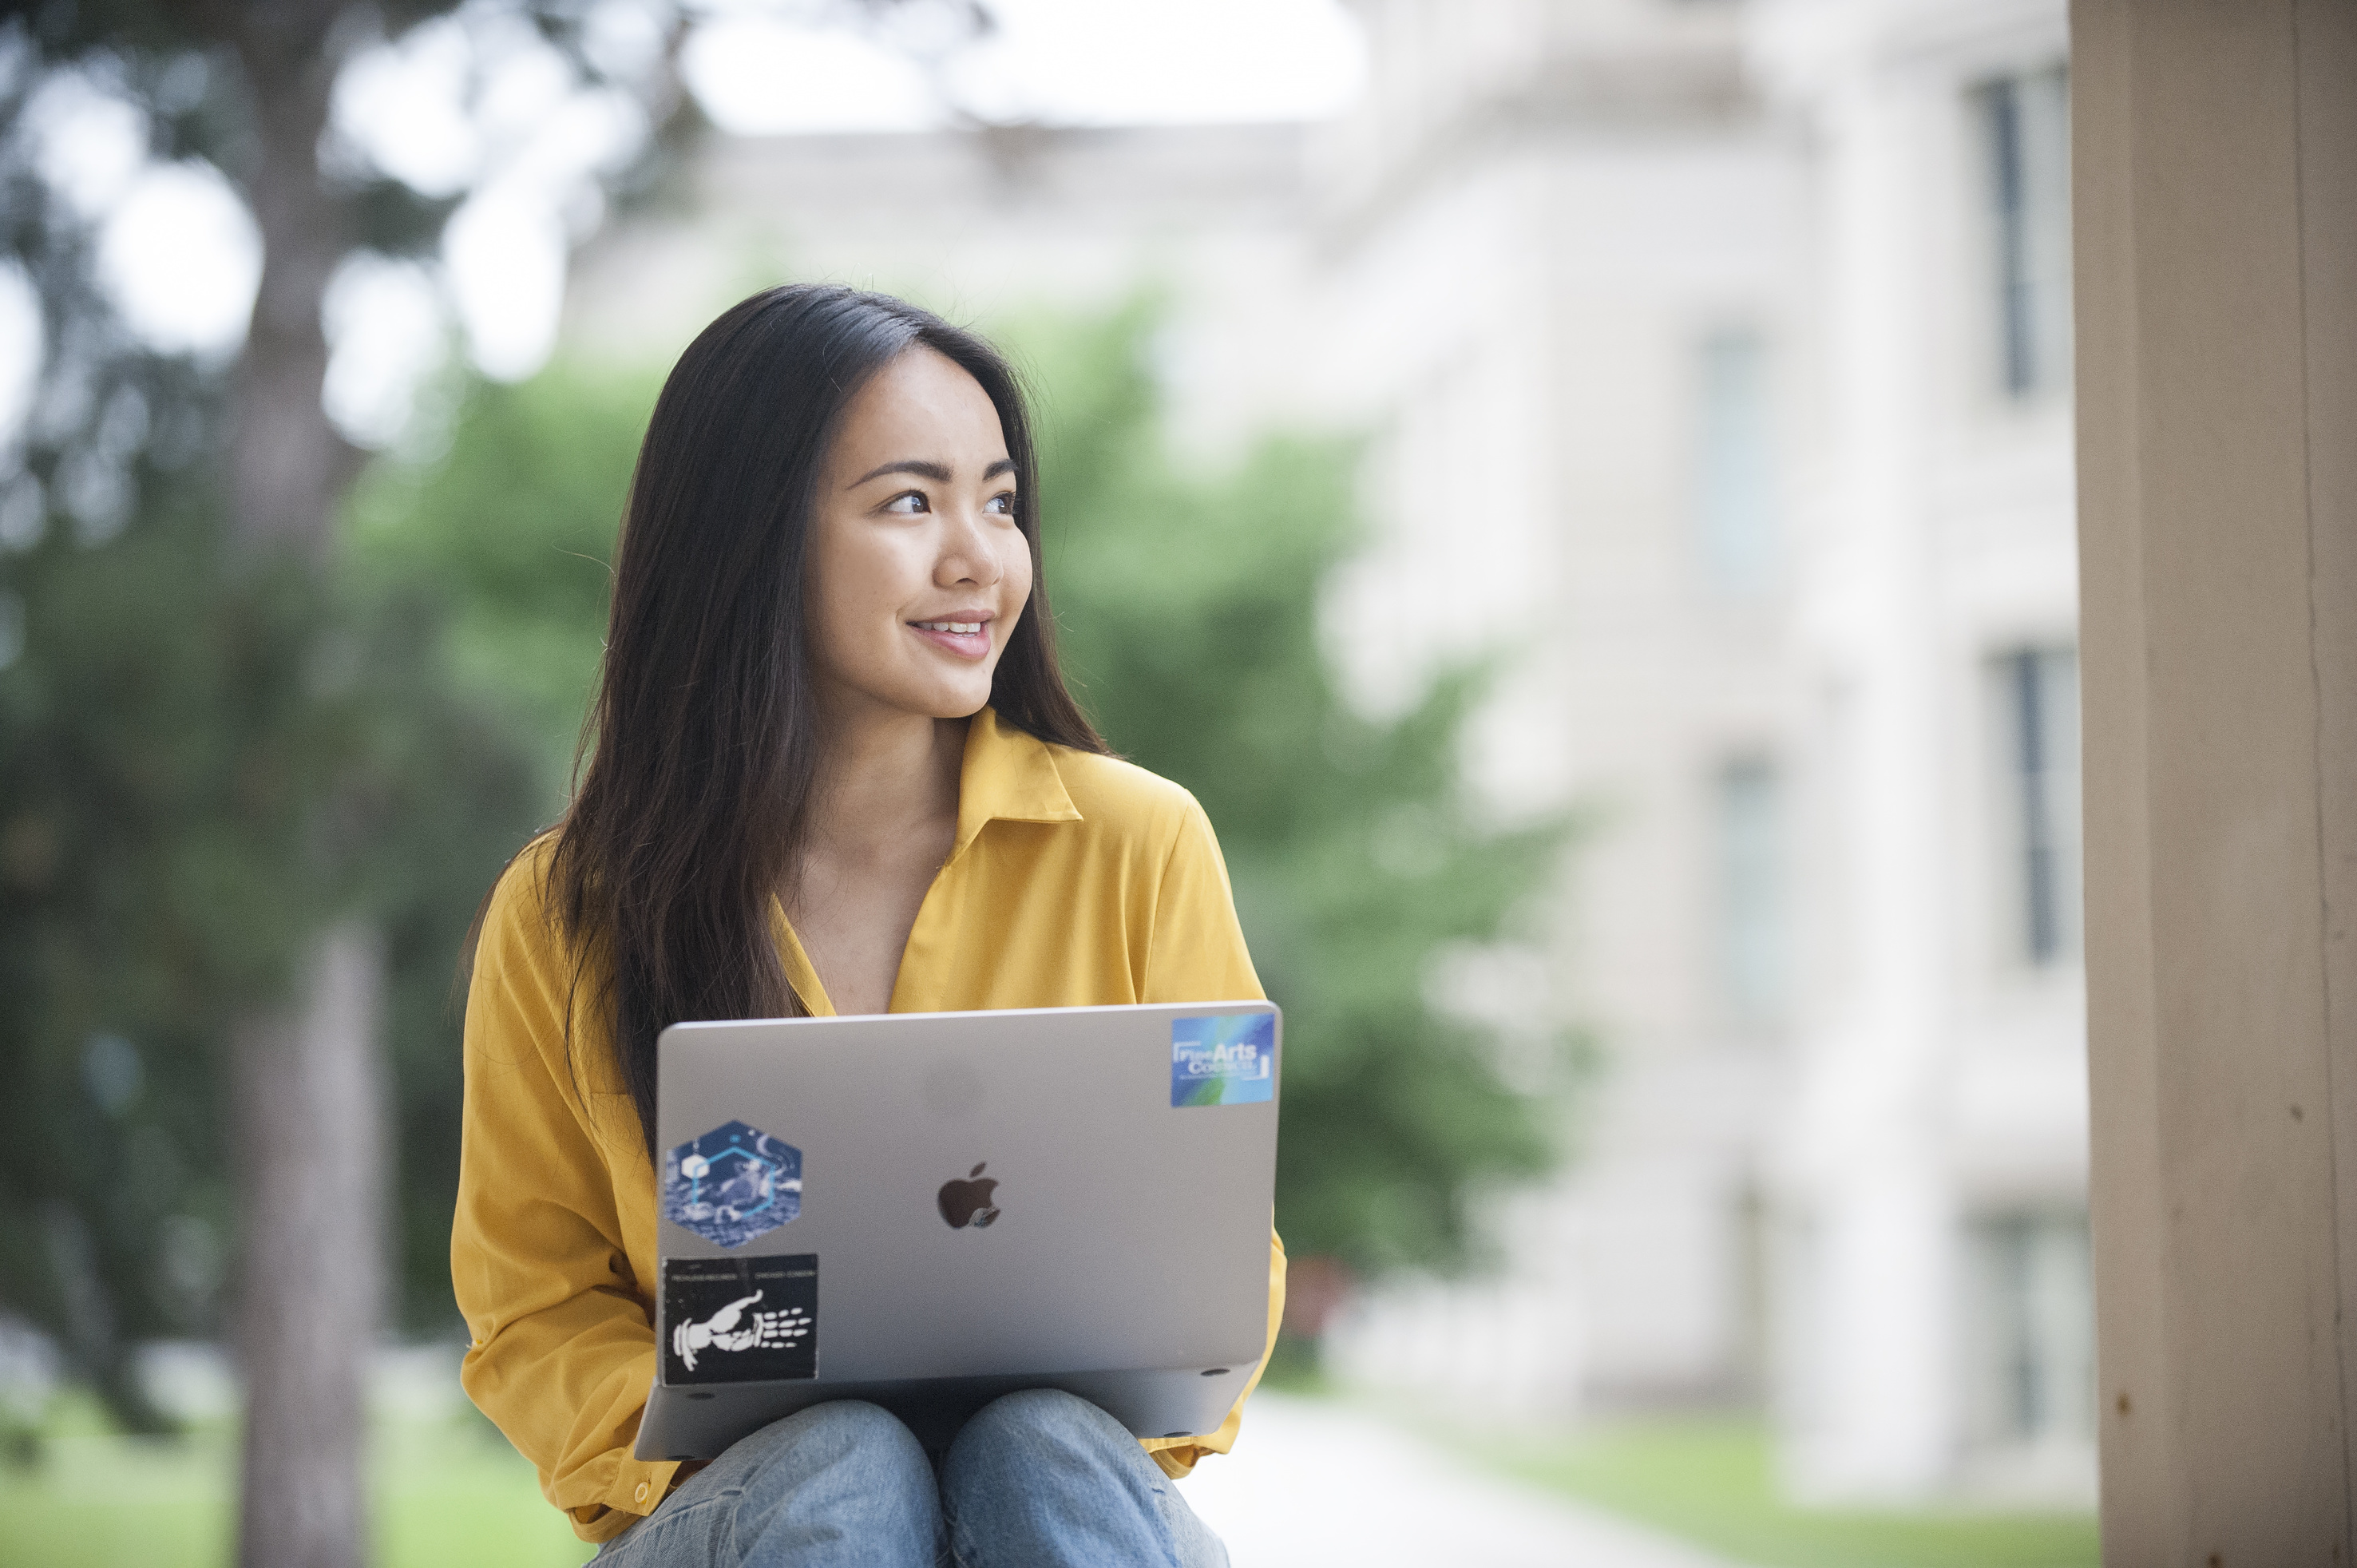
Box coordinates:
[1171,1012,1277,1107]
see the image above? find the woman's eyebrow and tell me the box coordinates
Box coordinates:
[846,457,1019,488]
[848,458,953,488]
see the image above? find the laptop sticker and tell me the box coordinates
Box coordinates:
[662,1254,818,1384]
[1171,1012,1277,1107]
[662,1121,802,1249]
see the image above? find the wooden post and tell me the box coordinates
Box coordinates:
[2073,0,2357,1558]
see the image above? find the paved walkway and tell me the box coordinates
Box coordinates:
[1176,1394,1757,1568]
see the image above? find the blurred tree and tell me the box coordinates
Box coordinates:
[0,6,983,1565]
[0,14,687,1562]
[0,50,251,1439]
[0,481,543,1408]
[352,301,1583,1352]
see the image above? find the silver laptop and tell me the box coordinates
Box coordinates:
[633,1000,1281,1461]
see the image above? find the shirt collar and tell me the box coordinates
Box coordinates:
[955,706,1082,857]
[771,707,1083,1016]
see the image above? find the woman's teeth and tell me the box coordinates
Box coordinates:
[915,621,983,635]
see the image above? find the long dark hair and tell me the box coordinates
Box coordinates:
[545,284,1104,1156]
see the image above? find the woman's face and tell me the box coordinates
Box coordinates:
[806,346,1033,727]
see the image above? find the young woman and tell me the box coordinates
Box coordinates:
[451,285,1285,1566]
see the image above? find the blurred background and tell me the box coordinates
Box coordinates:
[0,0,2094,1564]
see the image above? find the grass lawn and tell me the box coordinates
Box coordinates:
[0,1396,592,1568]
[2,1388,2099,1568]
[1457,1416,2098,1568]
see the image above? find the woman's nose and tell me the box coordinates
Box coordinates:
[937,505,1003,584]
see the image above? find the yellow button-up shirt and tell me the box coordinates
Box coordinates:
[453,707,1287,1543]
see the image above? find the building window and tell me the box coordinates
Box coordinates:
[1994,647,2082,967]
[1975,66,2072,402]
[1967,1212,2095,1448]
[1717,756,1785,1020]
[1694,329,1777,592]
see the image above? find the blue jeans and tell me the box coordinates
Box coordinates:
[593,1390,1230,1568]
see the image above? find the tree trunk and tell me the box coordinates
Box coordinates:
[232,926,385,1568]
[227,4,359,562]
[221,9,378,1567]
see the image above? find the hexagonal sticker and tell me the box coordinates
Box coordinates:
[661,1121,802,1249]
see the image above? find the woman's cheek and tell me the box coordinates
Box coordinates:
[1004,539,1036,608]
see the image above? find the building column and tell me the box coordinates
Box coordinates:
[1773,60,1958,1500]
[2073,0,2357,1558]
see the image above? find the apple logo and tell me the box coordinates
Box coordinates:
[937,1162,1001,1229]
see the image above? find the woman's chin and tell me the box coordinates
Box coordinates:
[825,659,1000,726]
[905,682,996,723]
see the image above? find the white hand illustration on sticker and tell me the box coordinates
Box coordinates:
[671,1290,814,1372]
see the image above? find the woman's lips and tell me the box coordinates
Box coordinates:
[907,616,993,661]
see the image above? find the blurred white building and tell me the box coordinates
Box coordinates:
[1323,0,2089,1507]
[1301,0,1801,1423]
[1745,0,2089,1504]
[563,0,2090,1508]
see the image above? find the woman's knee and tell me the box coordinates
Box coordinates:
[742,1400,932,1491]
[696,1401,940,1564]
[786,1399,915,1441]
[949,1388,1135,1479]
[941,1391,1212,1566]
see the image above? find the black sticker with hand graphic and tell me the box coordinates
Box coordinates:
[662,1253,818,1385]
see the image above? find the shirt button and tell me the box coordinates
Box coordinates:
[634,1482,649,1503]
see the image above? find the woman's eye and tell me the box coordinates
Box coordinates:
[883,491,929,514]
[985,492,1016,516]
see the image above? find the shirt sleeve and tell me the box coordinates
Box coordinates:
[1137,792,1289,1476]
[450,854,682,1544]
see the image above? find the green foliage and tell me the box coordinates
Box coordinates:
[0,485,544,1402]
[1009,303,1576,1276]
[347,376,655,1331]
[0,501,311,1429]
[347,370,648,810]
[342,585,549,1336]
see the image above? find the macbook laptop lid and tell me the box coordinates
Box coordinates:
[633,1000,1281,1460]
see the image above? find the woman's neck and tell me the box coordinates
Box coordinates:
[786,706,969,1013]
[804,707,969,861]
